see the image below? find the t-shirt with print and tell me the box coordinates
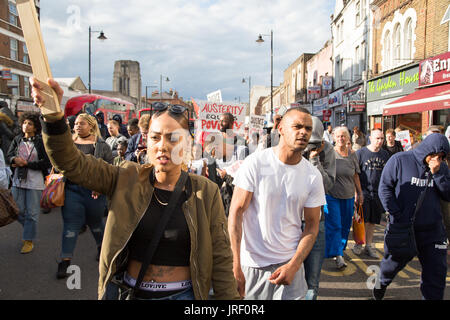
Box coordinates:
[233,147,326,268]
[356,147,390,198]
[328,150,360,199]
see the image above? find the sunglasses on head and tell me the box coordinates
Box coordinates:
[152,102,188,115]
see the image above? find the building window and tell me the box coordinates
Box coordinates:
[361,0,366,19]
[383,31,391,70]
[10,39,18,60]
[9,2,18,26]
[11,74,19,96]
[23,43,29,64]
[393,24,401,66]
[340,20,344,43]
[404,18,413,60]
[360,41,366,73]
[355,46,360,78]
[356,1,361,26]
[24,76,30,97]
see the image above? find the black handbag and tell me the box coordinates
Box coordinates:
[384,173,432,260]
[115,170,189,300]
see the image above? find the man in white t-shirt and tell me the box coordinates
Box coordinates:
[228,107,325,300]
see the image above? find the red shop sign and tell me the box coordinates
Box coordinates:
[419,51,450,87]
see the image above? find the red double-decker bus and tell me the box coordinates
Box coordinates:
[64,94,137,124]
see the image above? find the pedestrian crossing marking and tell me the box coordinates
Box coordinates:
[321,260,358,277]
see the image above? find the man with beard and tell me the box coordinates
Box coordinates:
[228,107,325,300]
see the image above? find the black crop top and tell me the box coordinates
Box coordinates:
[127,187,191,266]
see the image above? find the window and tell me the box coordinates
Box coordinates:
[336,58,342,87]
[356,1,361,26]
[23,43,29,64]
[393,24,401,66]
[9,2,18,26]
[336,23,340,43]
[404,18,413,60]
[10,39,18,60]
[11,74,19,96]
[355,46,360,78]
[360,41,366,73]
[340,20,344,42]
[361,0,366,19]
[24,76,30,97]
[384,31,391,70]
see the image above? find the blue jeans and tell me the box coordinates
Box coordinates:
[324,195,355,258]
[12,187,42,241]
[61,183,105,259]
[303,220,325,300]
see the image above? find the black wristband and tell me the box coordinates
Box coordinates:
[39,116,68,136]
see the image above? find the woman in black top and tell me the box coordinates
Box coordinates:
[57,113,113,279]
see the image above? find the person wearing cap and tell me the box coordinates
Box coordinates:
[301,116,336,300]
[94,111,109,140]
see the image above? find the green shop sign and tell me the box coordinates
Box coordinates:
[366,66,419,102]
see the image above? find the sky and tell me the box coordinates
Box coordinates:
[41,0,336,103]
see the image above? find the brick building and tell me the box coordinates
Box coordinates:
[0,0,39,114]
[368,0,449,136]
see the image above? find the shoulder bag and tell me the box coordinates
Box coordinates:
[0,188,19,227]
[384,172,432,260]
[40,168,66,209]
[352,203,365,245]
[115,170,189,300]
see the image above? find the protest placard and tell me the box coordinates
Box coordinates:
[17,0,61,115]
[194,100,248,133]
[396,130,412,151]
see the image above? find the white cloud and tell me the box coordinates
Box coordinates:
[41,0,333,102]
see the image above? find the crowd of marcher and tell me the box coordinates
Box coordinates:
[0,77,448,301]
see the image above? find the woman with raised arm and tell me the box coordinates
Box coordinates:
[31,78,239,301]
[56,113,113,279]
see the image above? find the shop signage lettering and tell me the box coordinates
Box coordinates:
[328,89,343,107]
[366,66,419,102]
[419,51,450,87]
[368,72,418,94]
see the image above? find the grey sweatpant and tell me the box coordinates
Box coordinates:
[242,262,307,300]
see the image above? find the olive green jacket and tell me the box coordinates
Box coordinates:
[41,118,239,300]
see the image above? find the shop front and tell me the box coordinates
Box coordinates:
[366,63,419,132]
[343,84,366,132]
[383,51,450,135]
[328,88,344,128]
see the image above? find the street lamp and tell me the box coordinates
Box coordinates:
[89,26,107,94]
[145,85,157,108]
[242,76,251,108]
[256,30,273,115]
[160,75,170,102]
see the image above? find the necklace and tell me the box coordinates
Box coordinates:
[153,190,168,206]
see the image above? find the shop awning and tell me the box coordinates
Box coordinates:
[383,83,450,116]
